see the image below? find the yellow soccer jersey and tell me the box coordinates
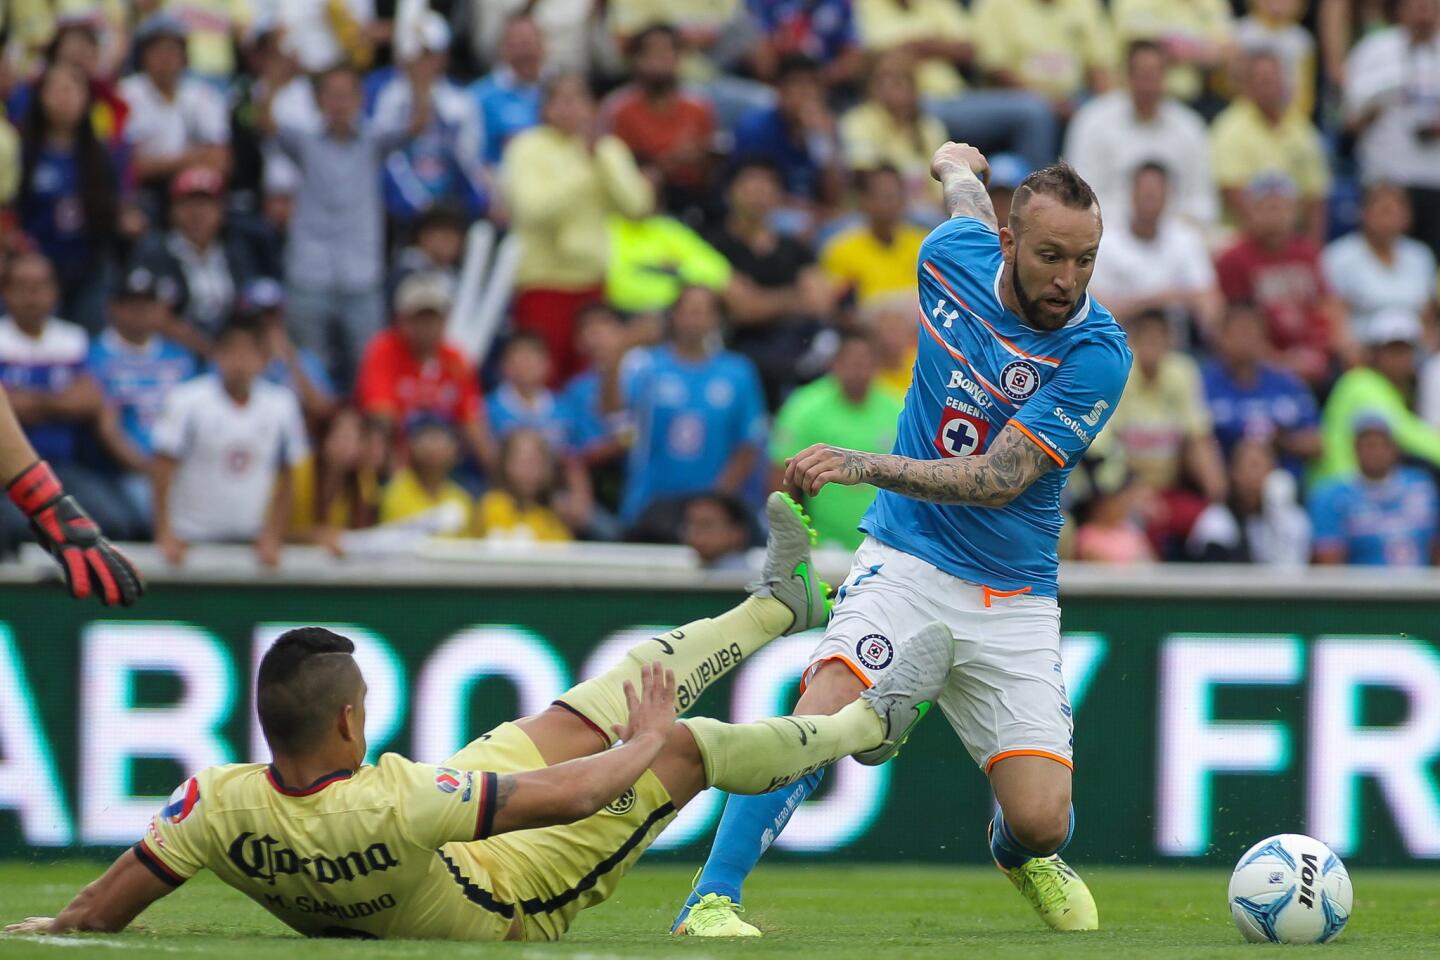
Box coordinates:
[135,755,515,940]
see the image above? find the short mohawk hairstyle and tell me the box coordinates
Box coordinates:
[257,628,359,754]
[1010,161,1099,226]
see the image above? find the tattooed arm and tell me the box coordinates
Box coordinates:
[930,141,999,231]
[488,662,676,836]
[784,424,1057,507]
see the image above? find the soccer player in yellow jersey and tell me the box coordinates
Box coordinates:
[4,494,954,942]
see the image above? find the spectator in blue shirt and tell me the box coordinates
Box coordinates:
[0,253,141,548]
[468,14,544,168]
[732,55,842,213]
[1202,304,1321,476]
[488,331,573,452]
[240,278,337,426]
[488,330,595,531]
[561,304,632,534]
[17,62,123,334]
[1309,415,1439,566]
[619,285,767,525]
[746,0,863,90]
[374,13,488,221]
[89,267,197,528]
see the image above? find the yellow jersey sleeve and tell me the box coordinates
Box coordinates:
[134,774,213,887]
[377,754,500,848]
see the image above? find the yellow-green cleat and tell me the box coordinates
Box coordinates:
[673,893,762,938]
[999,849,1099,931]
[751,492,832,635]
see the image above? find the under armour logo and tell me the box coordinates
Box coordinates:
[932,298,960,328]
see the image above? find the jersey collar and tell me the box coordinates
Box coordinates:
[265,765,355,797]
[992,263,1093,330]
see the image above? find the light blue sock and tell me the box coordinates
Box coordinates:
[990,805,1075,870]
[672,769,825,930]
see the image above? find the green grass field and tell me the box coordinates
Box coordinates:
[1,863,1437,958]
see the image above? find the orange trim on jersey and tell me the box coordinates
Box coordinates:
[922,261,979,315]
[1007,419,1065,467]
[981,585,1033,608]
[800,654,875,694]
[918,308,1013,407]
[986,749,1073,774]
[923,260,1063,367]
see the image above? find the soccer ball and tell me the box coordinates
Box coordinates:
[1228,834,1352,944]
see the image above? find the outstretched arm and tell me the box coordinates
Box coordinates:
[4,848,174,935]
[0,387,38,485]
[931,141,998,231]
[784,423,1056,507]
[487,663,677,836]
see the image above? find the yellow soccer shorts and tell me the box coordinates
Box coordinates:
[439,721,678,941]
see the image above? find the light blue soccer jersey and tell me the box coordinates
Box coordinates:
[860,216,1132,597]
[620,344,767,522]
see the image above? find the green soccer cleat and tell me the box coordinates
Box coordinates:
[855,621,953,765]
[673,893,762,938]
[750,492,832,635]
[992,829,1099,932]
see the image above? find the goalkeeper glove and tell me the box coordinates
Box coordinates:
[6,460,144,606]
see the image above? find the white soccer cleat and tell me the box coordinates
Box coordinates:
[855,621,953,765]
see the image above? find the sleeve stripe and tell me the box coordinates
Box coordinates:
[132,841,186,887]
[476,772,500,840]
[1007,419,1066,467]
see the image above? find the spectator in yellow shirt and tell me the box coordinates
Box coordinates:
[289,409,384,552]
[379,417,473,531]
[972,0,1117,115]
[821,166,927,307]
[472,428,575,542]
[860,293,919,397]
[501,73,653,384]
[838,51,948,210]
[1233,0,1316,120]
[1211,48,1331,239]
[1111,0,1234,105]
[855,0,1060,171]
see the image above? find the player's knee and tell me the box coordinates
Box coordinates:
[796,660,866,714]
[1004,800,1072,856]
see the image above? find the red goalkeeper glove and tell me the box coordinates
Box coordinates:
[6,460,144,606]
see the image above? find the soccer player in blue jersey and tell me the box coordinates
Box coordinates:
[673,143,1133,937]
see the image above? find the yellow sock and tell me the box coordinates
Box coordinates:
[680,701,884,794]
[556,597,791,740]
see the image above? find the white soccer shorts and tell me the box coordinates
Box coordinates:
[805,537,1074,773]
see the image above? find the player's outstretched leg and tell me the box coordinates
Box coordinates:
[987,757,1098,931]
[675,622,954,937]
[680,621,952,793]
[548,493,831,752]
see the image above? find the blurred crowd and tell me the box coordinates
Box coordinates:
[0,0,1438,570]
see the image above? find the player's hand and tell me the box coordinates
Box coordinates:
[6,461,144,607]
[931,141,989,185]
[255,533,282,569]
[159,532,188,568]
[784,443,867,497]
[4,916,58,934]
[610,661,677,744]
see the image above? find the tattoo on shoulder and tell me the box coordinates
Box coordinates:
[942,173,999,231]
